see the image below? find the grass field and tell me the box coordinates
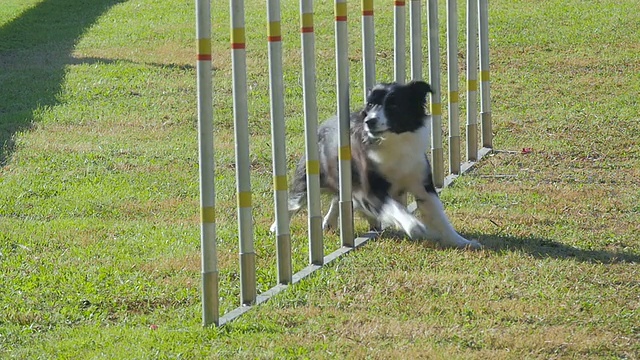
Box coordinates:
[1,0,639,358]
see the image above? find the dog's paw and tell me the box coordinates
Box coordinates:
[441,236,483,250]
[322,216,338,232]
[322,208,339,232]
[465,239,484,250]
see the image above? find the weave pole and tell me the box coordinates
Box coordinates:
[230,0,256,305]
[267,0,292,284]
[361,0,375,101]
[300,0,324,265]
[466,0,478,161]
[478,0,492,148]
[427,0,444,188]
[446,0,460,175]
[393,0,406,84]
[335,0,354,248]
[394,0,407,205]
[196,0,219,327]
[409,0,422,81]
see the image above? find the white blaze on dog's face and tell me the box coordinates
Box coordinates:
[363,104,388,139]
[363,84,390,139]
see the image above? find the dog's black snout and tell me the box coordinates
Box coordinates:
[365,117,378,128]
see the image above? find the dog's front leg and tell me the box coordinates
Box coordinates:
[414,190,482,249]
[375,198,434,240]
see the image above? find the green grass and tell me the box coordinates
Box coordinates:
[1,0,639,358]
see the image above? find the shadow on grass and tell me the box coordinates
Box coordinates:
[475,233,640,264]
[374,229,639,264]
[67,56,196,72]
[0,0,126,166]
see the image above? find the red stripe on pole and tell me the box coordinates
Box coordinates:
[395,0,405,5]
[267,36,282,42]
[197,54,212,60]
[362,10,373,16]
[231,43,245,49]
[301,27,314,33]
[335,15,347,21]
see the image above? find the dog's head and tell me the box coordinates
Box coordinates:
[362,80,432,140]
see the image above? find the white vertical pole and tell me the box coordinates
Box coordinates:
[361,0,375,101]
[427,0,444,188]
[395,0,407,205]
[466,0,478,161]
[196,0,218,327]
[394,0,406,84]
[300,0,324,265]
[230,0,256,306]
[407,0,422,209]
[409,0,422,81]
[446,0,460,175]
[335,0,354,248]
[266,0,292,284]
[478,0,492,148]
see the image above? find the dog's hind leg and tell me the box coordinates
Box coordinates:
[322,196,339,231]
[270,191,306,233]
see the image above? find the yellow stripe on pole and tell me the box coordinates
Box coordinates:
[449,91,459,104]
[339,146,351,161]
[467,79,478,91]
[231,27,246,48]
[480,70,490,82]
[268,21,281,41]
[301,13,314,31]
[273,175,288,191]
[201,206,215,224]
[238,191,252,208]
[335,2,347,20]
[362,0,373,14]
[430,102,442,116]
[197,38,212,55]
[307,160,320,175]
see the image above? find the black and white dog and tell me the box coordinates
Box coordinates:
[272,80,481,249]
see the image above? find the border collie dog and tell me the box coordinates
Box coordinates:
[272,80,481,249]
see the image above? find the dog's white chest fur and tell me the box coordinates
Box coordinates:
[367,125,431,188]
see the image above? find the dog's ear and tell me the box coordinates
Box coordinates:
[407,80,432,99]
